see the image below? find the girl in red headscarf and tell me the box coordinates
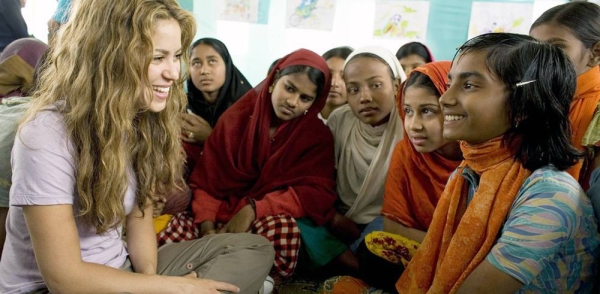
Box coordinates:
[189,48,337,280]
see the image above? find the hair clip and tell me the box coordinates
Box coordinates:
[515,80,536,87]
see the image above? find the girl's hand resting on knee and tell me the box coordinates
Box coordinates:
[178,271,240,293]
[327,212,361,243]
[218,205,256,234]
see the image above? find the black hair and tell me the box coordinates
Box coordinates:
[190,38,230,61]
[187,38,252,127]
[275,65,326,98]
[403,71,440,97]
[322,46,354,61]
[456,33,582,171]
[267,58,280,76]
[531,2,600,49]
[344,53,395,82]
[396,42,433,63]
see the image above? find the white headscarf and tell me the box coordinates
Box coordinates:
[343,46,407,82]
[327,46,406,224]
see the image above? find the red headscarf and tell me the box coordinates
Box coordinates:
[190,48,337,225]
[382,61,461,230]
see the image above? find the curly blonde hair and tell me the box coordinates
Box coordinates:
[23,0,196,233]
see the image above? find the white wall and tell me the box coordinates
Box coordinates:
[21,0,58,44]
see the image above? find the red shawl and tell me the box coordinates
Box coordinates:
[190,48,337,226]
[382,61,461,230]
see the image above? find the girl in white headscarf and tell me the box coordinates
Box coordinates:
[296,46,406,275]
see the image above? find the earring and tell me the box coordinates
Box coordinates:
[268,85,274,93]
[304,109,308,115]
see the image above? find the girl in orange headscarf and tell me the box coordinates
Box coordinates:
[530,2,600,189]
[397,33,599,294]
[382,61,461,241]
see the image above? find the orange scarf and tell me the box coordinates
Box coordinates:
[382,61,461,230]
[396,136,532,293]
[566,66,600,182]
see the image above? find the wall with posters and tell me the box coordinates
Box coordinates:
[190,0,566,86]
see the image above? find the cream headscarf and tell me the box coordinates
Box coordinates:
[327,46,406,224]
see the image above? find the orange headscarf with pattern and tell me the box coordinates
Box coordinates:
[396,137,532,293]
[382,61,462,231]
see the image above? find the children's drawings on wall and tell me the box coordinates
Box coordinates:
[285,0,337,31]
[373,0,430,40]
[218,0,270,24]
[468,2,534,39]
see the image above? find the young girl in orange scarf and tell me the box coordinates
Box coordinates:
[530,2,600,189]
[382,61,462,242]
[529,1,600,233]
[397,33,599,293]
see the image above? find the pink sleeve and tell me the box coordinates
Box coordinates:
[254,187,305,220]
[192,188,222,224]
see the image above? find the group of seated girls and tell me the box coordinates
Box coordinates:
[1,1,600,294]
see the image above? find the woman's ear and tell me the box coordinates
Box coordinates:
[269,77,279,94]
[588,41,600,67]
[393,78,401,94]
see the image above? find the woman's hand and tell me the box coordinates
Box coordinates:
[180,113,212,145]
[327,212,361,243]
[152,194,167,217]
[175,271,240,294]
[218,205,255,234]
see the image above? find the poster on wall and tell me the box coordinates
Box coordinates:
[285,0,337,31]
[218,0,270,24]
[468,2,534,40]
[372,0,430,40]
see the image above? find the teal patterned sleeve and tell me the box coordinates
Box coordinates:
[486,167,599,293]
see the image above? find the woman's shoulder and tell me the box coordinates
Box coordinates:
[522,166,581,192]
[326,104,354,130]
[18,107,69,149]
[515,166,590,213]
[328,104,353,120]
[22,107,65,132]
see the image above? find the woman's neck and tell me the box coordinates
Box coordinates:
[201,91,219,105]
[270,116,284,138]
[434,141,463,161]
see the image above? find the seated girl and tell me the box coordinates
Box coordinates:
[181,37,252,170]
[155,38,253,243]
[382,61,461,243]
[319,46,353,122]
[529,2,600,225]
[395,42,434,78]
[397,33,599,293]
[0,1,274,293]
[530,2,600,189]
[297,46,407,275]
[189,48,338,281]
[323,61,462,293]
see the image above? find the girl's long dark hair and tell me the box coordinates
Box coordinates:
[456,33,582,171]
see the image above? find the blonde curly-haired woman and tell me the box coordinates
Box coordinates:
[0,1,274,293]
